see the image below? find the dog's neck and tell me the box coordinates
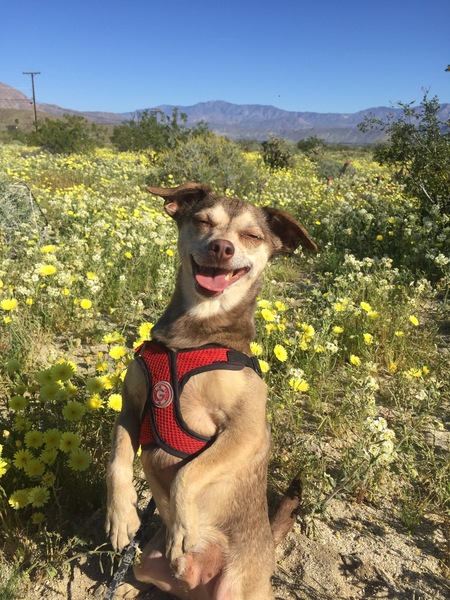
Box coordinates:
[152,270,262,354]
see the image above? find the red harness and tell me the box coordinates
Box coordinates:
[136,340,262,459]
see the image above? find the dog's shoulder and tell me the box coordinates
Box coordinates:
[121,358,148,414]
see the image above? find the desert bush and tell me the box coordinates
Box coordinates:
[360,93,450,215]
[146,132,263,196]
[29,115,106,155]
[111,108,209,152]
[261,135,293,170]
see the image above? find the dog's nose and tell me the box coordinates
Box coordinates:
[208,239,235,261]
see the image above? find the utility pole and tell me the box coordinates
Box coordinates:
[22,71,40,131]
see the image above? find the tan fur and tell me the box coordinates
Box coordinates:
[106,183,317,599]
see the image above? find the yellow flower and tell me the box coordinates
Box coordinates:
[108,393,122,412]
[9,395,28,411]
[13,449,33,470]
[360,301,372,313]
[62,401,86,422]
[86,394,104,410]
[407,367,422,378]
[300,323,315,338]
[409,315,419,327]
[86,377,105,394]
[24,458,45,478]
[334,302,346,312]
[124,251,133,259]
[368,311,379,319]
[68,450,92,472]
[257,300,272,309]
[422,366,430,375]
[9,489,31,510]
[1,298,18,311]
[51,361,76,382]
[59,432,80,453]
[138,322,154,340]
[389,362,398,373]
[0,458,9,477]
[289,378,310,392]
[86,271,96,280]
[32,512,45,524]
[166,249,174,257]
[25,430,44,449]
[80,299,92,310]
[258,360,270,373]
[395,331,405,337]
[363,333,374,345]
[28,486,50,508]
[275,301,287,311]
[109,345,128,360]
[35,369,55,385]
[40,244,57,253]
[40,381,62,401]
[273,344,288,362]
[376,235,383,241]
[250,342,263,356]
[95,360,109,372]
[350,354,361,366]
[40,447,58,465]
[43,428,62,448]
[333,326,344,334]
[261,308,275,322]
[39,264,57,276]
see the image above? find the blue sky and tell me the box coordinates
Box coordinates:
[2,0,449,114]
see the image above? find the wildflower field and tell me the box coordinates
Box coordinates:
[0,142,449,595]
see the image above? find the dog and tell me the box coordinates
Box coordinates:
[105,182,317,599]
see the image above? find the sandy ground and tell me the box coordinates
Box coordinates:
[22,496,449,600]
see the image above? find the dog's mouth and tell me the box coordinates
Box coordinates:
[191,257,250,297]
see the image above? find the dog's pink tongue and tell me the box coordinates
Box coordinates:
[195,268,230,292]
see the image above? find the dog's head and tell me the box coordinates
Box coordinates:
[146,183,317,307]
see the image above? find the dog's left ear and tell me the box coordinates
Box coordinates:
[146,182,213,220]
[263,207,318,253]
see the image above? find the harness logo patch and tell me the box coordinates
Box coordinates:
[152,381,174,408]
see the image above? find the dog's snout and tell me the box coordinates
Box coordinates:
[208,239,235,261]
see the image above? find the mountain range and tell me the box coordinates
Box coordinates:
[1,81,449,145]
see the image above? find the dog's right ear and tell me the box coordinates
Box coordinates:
[146,183,213,220]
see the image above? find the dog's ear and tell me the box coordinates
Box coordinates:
[146,183,213,220]
[263,207,318,253]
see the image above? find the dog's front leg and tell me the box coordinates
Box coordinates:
[106,361,145,551]
[166,371,270,568]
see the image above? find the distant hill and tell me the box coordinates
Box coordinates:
[1,81,449,144]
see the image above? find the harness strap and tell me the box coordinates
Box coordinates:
[136,341,261,459]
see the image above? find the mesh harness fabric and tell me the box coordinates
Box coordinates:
[136,340,262,459]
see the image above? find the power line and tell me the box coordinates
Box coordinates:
[22,71,40,131]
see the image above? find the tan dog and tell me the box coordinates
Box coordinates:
[105,183,317,599]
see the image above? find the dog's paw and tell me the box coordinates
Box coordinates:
[166,521,199,565]
[105,501,141,551]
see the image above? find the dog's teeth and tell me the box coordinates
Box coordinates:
[225,271,233,281]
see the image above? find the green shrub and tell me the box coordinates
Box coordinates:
[111,108,209,152]
[146,133,262,196]
[29,115,106,155]
[360,93,450,215]
[261,136,293,170]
